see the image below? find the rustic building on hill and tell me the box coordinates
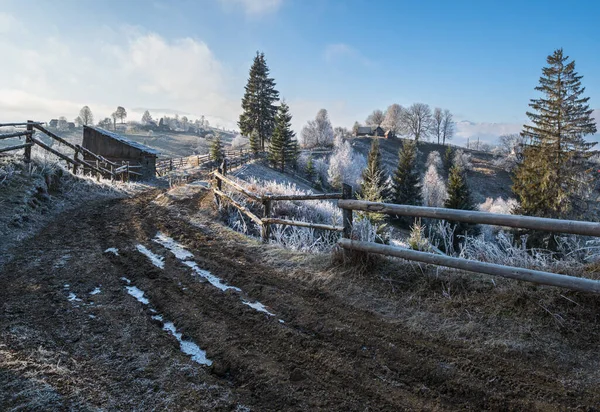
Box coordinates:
[82,126,160,179]
[355,126,385,137]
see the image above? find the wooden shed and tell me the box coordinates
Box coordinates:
[82,126,160,179]
[355,126,385,137]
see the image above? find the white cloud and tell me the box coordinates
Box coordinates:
[219,0,283,15]
[0,14,242,127]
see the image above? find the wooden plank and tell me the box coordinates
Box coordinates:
[337,200,600,238]
[32,124,78,151]
[25,121,33,162]
[213,170,262,201]
[0,131,32,140]
[213,188,263,226]
[264,193,344,201]
[76,144,118,166]
[262,217,343,232]
[262,199,271,242]
[338,238,600,294]
[0,122,43,127]
[0,143,33,153]
[342,184,353,239]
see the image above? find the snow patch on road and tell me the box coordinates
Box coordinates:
[90,287,101,295]
[126,286,149,305]
[67,292,82,302]
[183,261,241,292]
[242,300,275,316]
[121,277,131,284]
[104,247,119,256]
[162,321,212,366]
[136,244,165,269]
[153,232,194,260]
[122,279,211,366]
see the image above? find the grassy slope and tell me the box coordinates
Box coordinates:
[349,136,514,204]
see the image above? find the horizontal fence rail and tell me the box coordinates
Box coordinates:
[338,199,600,294]
[338,200,600,238]
[339,239,600,294]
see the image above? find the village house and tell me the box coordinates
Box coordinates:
[354,126,386,137]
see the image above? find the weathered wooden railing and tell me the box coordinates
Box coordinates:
[211,162,351,242]
[337,200,600,294]
[0,121,138,181]
[157,148,253,174]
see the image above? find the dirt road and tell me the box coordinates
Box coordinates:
[1,188,599,410]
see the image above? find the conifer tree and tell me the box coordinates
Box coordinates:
[249,128,261,155]
[513,49,597,219]
[268,102,296,172]
[445,164,475,248]
[305,156,315,181]
[238,52,279,151]
[359,138,387,222]
[393,140,421,207]
[443,146,455,175]
[210,134,225,165]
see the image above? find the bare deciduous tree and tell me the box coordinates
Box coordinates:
[115,106,127,124]
[431,107,443,144]
[441,109,454,146]
[382,103,404,135]
[78,106,94,126]
[365,109,384,127]
[300,108,334,148]
[141,110,153,125]
[402,103,432,143]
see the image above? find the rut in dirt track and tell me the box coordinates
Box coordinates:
[1,188,598,411]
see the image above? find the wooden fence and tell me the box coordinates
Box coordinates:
[337,200,600,294]
[157,148,253,175]
[211,161,351,242]
[0,121,140,181]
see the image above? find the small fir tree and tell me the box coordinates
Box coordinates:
[210,134,225,165]
[359,138,387,222]
[443,146,455,175]
[444,164,476,249]
[393,140,421,208]
[268,102,296,172]
[249,128,261,155]
[305,156,315,181]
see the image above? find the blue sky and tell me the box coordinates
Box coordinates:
[1,0,599,143]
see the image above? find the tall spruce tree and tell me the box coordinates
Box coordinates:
[445,164,475,249]
[238,52,279,151]
[268,102,296,172]
[513,49,597,220]
[393,140,421,207]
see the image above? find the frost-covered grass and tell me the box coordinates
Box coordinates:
[220,176,378,252]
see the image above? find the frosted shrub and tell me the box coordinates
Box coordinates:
[328,136,366,189]
[478,197,518,240]
[425,151,443,170]
[453,149,472,171]
[408,220,429,251]
[222,177,346,252]
[422,164,447,207]
[231,134,249,149]
[351,217,381,244]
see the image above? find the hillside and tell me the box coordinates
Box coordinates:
[349,137,514,204]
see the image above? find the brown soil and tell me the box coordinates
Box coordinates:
[1,186,599,411]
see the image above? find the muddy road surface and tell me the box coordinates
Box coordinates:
[1,188,598,410]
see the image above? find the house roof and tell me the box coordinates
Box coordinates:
[86,126,161,155]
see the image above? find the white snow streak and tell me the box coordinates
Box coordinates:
[125,286,149,305]
[242,300,275,316]
[136,244,165,269]
[67,292,82,302]
[89,287,101,295]
[162,321,212,366]
[183,261,241,292]
[104,247,119,256]
[153,232,194,260]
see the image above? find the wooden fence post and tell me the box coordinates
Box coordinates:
[73,149,79,174]
[96,159,101,182]
[24,120,33,163]
[222,159,227,175]
[342,184,353,239]
[262,199,272,242]
[126,161,130,182]
[110,164,114,182]
[214,166,222,207]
